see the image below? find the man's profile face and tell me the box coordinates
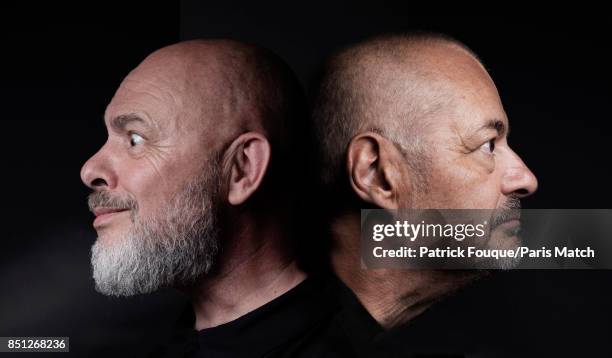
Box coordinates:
[80,55,222,296]
[372,45,538,268]
[401,48,538,211]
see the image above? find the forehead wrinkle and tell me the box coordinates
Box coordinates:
[121,74,185,112]
[130,67,218,142]
[106,105,172,141]
[123,39,294,155]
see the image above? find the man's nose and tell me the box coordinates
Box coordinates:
[501,150,538,198]
[80,144,117,190]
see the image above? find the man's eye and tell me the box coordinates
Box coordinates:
[129,133,145,147]
[479,139,495,154]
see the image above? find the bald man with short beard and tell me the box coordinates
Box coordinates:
[81,40,342,357]
[310,33,538,355]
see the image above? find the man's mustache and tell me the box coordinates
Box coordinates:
[490,196,521,228]
[88,191,138,213]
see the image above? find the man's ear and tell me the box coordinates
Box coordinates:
[225,132,271,206]
[347,132,408,209]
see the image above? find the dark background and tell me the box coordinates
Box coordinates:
[1,2,610,357]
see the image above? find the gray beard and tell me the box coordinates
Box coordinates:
[90,168,220,297]
[486,196,523,270]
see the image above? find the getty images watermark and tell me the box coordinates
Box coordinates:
[361,209,609,269]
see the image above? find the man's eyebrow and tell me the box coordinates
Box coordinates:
[109,114,148,131]
[479,118,509,137]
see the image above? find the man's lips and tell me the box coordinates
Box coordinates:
[495,219,521,237]
[92,207,129,228]
[493,210,521,226]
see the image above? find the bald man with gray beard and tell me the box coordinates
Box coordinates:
[81,39,347,358]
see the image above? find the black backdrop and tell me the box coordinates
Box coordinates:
[1,2,610,357]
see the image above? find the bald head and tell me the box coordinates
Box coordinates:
[311,33,497,189]
[108,39,302,156]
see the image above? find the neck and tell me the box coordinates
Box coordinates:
[331,212,480,329]
[188,213,306,330]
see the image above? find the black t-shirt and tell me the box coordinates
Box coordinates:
[318,277,468,358]
[144,274,375,358]
[144,272,473,358]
